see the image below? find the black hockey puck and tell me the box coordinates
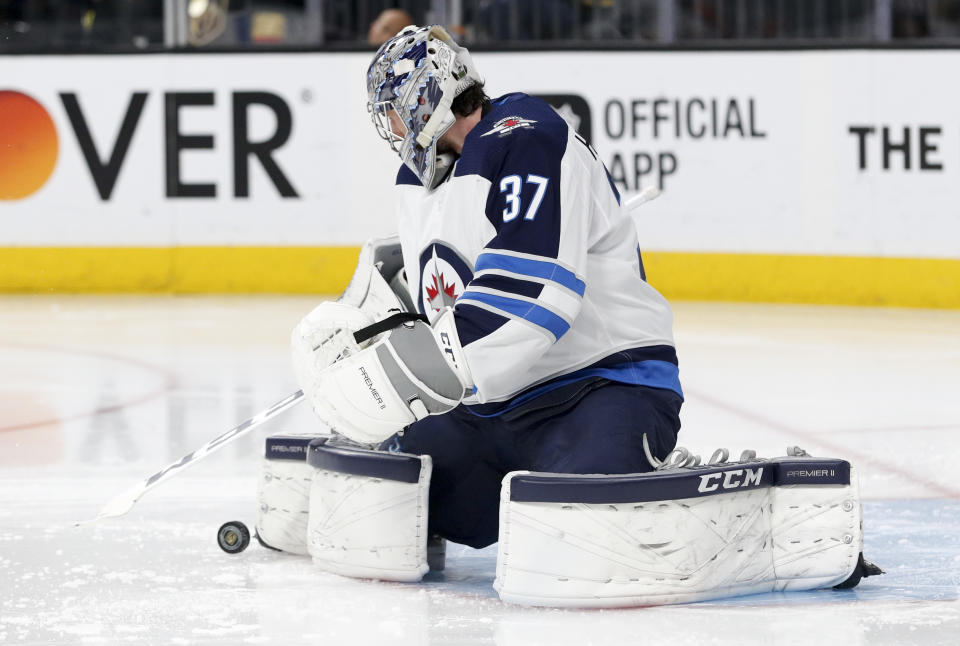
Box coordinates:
[217,521,250,554]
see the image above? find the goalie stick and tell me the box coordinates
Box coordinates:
[82,312,428,525]
[624,185,661,213]
[80,389,306,524]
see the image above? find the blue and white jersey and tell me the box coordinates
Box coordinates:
[393,93,681,414]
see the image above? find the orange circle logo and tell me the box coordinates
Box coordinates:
[0,90,59,200]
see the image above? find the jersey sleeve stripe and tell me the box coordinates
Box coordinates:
[474,268,583,301]
[535,283,583,322]
[457,290,571,341]
[460,285,574,326]
[469,272,545,300]
[474,252,586,297]
[455,299,559,342]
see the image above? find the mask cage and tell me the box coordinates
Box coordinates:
[369,100,409,153]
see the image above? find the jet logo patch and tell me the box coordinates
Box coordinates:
[480,116,537,137]
[417,243,473,315]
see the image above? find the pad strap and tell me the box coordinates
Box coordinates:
[353,312,429,344]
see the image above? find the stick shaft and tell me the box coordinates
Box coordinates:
[93,390,305,521]
[624,186,662,213]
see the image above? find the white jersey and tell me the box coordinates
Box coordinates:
[393,94,681,415]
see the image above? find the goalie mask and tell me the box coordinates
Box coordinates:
[366,25,482,189]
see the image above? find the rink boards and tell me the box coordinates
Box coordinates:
[1,49,960,306]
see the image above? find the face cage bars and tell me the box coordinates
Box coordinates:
[369,100,409,153]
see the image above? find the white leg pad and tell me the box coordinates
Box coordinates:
[255,435,323,555]
[306,438,432,582]
[494,458,862,607]
[771,481,862,590]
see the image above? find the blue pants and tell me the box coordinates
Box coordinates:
[388,382,682,549]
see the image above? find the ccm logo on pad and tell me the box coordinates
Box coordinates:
[697,467,764,493]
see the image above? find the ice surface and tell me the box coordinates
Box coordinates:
[1,296,959,645]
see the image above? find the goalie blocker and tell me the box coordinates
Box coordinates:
[495,453,881,607]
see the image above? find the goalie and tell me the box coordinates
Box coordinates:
[291,25,683,551]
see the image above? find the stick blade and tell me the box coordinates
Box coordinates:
[76,484,141,526]
[97,490,139,519]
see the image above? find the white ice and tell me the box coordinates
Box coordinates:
[1,296,959,645]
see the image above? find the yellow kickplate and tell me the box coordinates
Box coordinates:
[2,247,958,308]
[643,252,960,308]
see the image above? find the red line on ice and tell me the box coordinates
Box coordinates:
[688,388,960,500]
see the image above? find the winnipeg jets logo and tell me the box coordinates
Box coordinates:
[422,247,464,312]
[480,116,537,137]
[417,243,473,316]
[426,260,459,310]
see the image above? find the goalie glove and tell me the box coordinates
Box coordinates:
[339,234,414,317]
[296,307,472,445]
[292,236,413,381]
[291,302,375,395]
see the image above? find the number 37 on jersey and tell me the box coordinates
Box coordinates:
[499,174,550,223]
